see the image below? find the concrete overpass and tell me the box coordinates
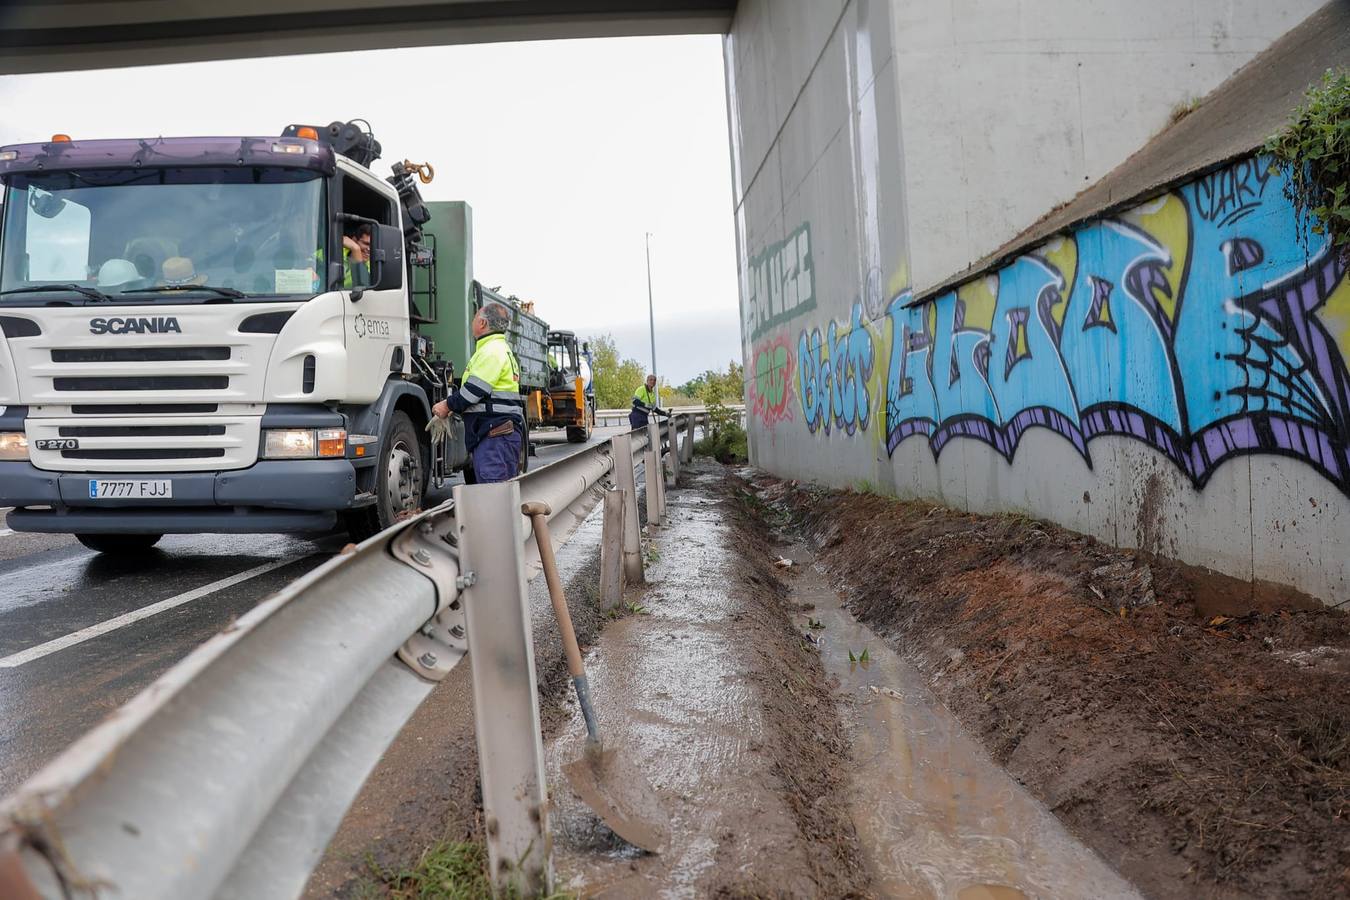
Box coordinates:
[2,0,1344,604]
[0,1,734,75]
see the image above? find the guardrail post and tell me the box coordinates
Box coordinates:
[681,414,695,464]
[598,486,625,611]
[453,481,552,896]
[644,421,663,527]
[666,417,680,483]
[611,434,644,583]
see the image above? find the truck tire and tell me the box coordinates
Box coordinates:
[76,533,162,554]
[565,425,588,444]
[345,411,423,542]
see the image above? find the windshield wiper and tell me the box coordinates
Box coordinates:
[0,284,114,302]
[123,285,248,300]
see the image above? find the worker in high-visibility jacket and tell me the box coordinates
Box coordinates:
[432,302,524,482]
[629,374,669,430]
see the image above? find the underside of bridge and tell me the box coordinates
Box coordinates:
[0,0,735,75]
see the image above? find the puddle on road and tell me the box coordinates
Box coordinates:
[793,546,1140,900]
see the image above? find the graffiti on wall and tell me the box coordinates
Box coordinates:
[880,154,1350,493]
[798,302,878,436]
[747,335,796,427]
[744,223,816,341]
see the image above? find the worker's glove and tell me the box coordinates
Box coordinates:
[425,415,452,445]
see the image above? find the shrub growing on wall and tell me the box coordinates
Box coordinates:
[1265,67,1350,260]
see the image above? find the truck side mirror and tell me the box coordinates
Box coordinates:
[368,224,404,293]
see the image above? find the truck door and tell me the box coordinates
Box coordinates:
[339,171,408,404]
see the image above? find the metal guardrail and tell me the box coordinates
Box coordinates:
[594,403,744,428]
[0,412,709,900]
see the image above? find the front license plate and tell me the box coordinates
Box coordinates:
[88,479,173,499]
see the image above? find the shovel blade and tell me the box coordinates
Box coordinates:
[563,745,670,854]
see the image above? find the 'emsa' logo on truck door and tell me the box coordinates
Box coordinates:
[89,317,182,335]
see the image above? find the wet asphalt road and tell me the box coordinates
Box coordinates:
[0,426,627,795]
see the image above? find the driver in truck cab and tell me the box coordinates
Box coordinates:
[340,223,372,287]
[431,302,525,482]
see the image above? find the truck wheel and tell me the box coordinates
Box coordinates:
[345,411,423,542]
[76,533,162,554]
[565,425,588,444]
[518,420,530,474]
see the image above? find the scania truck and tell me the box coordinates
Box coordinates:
[0,121,549,552]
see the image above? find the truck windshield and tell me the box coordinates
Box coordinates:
[0,167,325,301]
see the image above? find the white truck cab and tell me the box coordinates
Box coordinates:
[0,123,502,552]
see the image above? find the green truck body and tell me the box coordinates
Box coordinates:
[415,201,548,391]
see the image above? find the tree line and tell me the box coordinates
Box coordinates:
[587,334,744,409]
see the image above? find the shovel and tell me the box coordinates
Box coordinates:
[521,500,671,854]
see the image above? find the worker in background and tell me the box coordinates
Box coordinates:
[431,302,524,482]
[629,374,669,430]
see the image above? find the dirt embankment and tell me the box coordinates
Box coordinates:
[738,473,1350,900]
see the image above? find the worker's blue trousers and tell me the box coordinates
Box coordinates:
[471,428,522,483]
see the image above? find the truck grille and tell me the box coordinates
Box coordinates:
[71,404,220,415]
[53,376,229,392]
[51,347,231,363]
[61,448,226,460]
[26,414,260,473]
[59,425,227,438]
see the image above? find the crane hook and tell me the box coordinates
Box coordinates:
[402,160,435,184]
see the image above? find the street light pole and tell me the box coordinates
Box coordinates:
[645,231,659,406]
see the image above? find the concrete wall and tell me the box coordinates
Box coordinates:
[893,0,1326,293]
[725,0,1349,604]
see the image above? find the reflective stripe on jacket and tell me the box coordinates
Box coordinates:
[449,333,524,421]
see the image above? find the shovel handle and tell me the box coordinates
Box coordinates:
[523,505,586,680]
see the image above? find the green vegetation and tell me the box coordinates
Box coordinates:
[585,336,740,411]
[361,839,573,900]
[693,399,748,464]
[1168,96,1202,125]
[1265,67,1350,260]
[586,334,647,410]
[675,361,745,405]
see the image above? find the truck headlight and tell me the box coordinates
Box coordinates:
[263,428,347,459]
[0,432,28,461]
[264,428,316,459]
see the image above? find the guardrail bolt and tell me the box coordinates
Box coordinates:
[418,650,438,668]
[455,571,478,590]
[450,624,465,639]
[412,548,433,567]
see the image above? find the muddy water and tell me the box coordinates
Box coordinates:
[792,546,1142,900]
[546,484,820,897]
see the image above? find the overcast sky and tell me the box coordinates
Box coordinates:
[0,36,741,385]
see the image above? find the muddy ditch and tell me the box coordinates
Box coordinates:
[308,461,870,898]
[733,470,1350,900]
[547,460,870,897]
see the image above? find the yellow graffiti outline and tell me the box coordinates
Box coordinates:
[1122,193,1189,326]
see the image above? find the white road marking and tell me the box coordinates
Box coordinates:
[0,556,301,668]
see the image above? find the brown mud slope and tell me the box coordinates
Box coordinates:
[739,473,1349,900]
